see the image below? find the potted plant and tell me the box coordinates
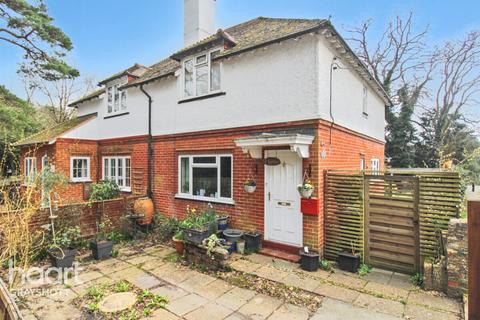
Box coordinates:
[203,234,228,259]
[297,178,314,198]
[216,214,229,231]
[244,231,261,252]
[337,243,361,273]
[90,218,114,260]
[172,230,185,255]
[299,247,320,272]
[244,178,257,193]
[179,206,217,244]
[48,226,81,268]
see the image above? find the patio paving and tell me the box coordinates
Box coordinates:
[10,244,463,320]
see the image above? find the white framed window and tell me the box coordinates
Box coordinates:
[102,156,131,191]
[70,157,91,182]
[362,85,368,115]
[24,157,37,184]
[177,154,232,204]
[360,156,365,170]
[107,83,127,114]
[371,158,380,171]
[183,49,221,98]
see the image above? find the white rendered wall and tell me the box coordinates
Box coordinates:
[66,34,385,141]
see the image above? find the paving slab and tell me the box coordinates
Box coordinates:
[108,266,146,282]
[47,287,77,303]
[407,291,462,314]
[224,313,251,320]
[138,258,166,271]
[131,273,163,290]
[362,268,393,285]
[166,293,209,316]
[327,272,367,290]
[33,304,81,320]
[404,303,460,320]
[124,254,158,266]
[353,293,405,317]
[217,287,256,311]
[146,307,180,320]
[311,298,402,320]
[194,279,234,300]
[178,273,217,292]
[252,265,289,282]
[313,283,360,303]
[184,302,234,320]
[76,270,103,283]
[279,273,320,292]
[237,294,283,320]
[151,284,189,301]
[229,259,262,273]
[363,281,409,300]
[149,247,176,258]
[389,272,415,290]
[96,259,131,273]
[298,269,331,280]
[266,303,309,320]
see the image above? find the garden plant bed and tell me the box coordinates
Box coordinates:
[72,280,168,319]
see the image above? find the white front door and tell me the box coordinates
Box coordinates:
[264,150,303,247]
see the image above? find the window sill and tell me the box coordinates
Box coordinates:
[70,179,92,183]
[178,91,226,104]
[104,112,129,119]
[175,194,235,205]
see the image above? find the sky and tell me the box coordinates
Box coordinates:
[0,0,479,120]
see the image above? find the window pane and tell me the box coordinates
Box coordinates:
[196,54,207,64]
[125,158,131,187]
[180,157,190,193]
[104,158,109,179]
[82,159,88,178]
[193,156,216,164]
[184,59,194,97]
[193,167,217,198]
[114,85,120,111]
[210,57,221,91]
[107,87,113,113]
[121,90,127,110]
[110,159,116,181]
[220,157,231,198]
[117,158,124,186]
[196,64,208,96]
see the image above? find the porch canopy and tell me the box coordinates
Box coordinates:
[234,133,315,159]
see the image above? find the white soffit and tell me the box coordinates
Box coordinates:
[234,133,315,159]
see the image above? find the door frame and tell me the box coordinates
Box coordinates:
[263,149,303,247]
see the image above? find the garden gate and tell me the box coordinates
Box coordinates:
[324,170,461,274]
[363,175,420,274]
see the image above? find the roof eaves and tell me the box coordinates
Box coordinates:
[68,89,104,108]
[120,70,176,90]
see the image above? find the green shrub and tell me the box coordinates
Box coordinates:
[89,180,120,202]
[155,214,180,241]
[320,259,331,271]
[358,263,372,276]
[410,273,424,287]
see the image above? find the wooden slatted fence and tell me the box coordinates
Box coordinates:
[324,170,462,273]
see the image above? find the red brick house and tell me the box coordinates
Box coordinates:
[16,0,389,254]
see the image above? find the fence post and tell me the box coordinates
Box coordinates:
[468,199,480,320]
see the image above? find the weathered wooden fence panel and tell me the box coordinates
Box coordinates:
[324,172,364,260]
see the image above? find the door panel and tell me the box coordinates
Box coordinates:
[264,150,302,246]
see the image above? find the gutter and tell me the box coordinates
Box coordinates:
[139,85,153,198]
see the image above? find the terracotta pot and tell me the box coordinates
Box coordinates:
[172,237,184,255]
[134,197,154,225]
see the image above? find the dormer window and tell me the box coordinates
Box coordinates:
[183,49,221,98]
[107,83,127,114]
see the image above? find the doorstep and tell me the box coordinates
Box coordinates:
[259,247,301,263]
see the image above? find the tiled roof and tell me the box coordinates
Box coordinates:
[14,113,97,146]
[98,63,148,85]
[123,17,327,89]
[68,88,104,107]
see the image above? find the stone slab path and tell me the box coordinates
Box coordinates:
[11,244,462,320]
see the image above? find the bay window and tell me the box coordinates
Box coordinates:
[177,154,232,203]
[183,49,221,98]
[70,157,91,182]
[103,156,131,191]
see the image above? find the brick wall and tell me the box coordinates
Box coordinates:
[446,218,468,298]
[152,119,384,252]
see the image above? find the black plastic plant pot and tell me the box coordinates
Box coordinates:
[244,232,261,252]
[90,240,114,260]
[337,252,361,273]
[299,250,320,272]
[48,248,76,268]
[217,216,229,231]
